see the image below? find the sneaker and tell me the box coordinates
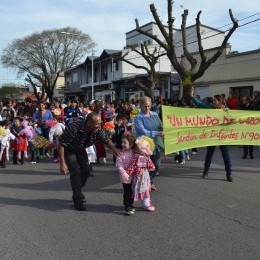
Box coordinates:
[202,171,209,178]
[131,205,136,212]
[103,158,107,163]
[18,159,24,165]
[31,161,37,164]
[179,159,185,165]
[125,207,135,215]
[74,203,86,211]
[155,171,160,176]
[46,153,50,158]
[186,155,190,161]
[191,151,197,155]
[249,154,254,159]
[227,176,233,182]
[144,205,155,212]
[0,162,6,168]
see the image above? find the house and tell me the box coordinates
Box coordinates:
[60,21,259,102]
[191,45,260,101]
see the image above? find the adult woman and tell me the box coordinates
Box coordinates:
[32,101,53,156]
[239,95,254,159]
[191,92,233,182]
[52,98,64,123]
[134,96,164,190]
[226,91,239,110]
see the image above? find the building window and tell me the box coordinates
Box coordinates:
[101,64,108,81]
[72,72,78,83]
[113,61,119,71]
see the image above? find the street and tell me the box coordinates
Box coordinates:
[0,146,260,260]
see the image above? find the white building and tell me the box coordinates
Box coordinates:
[62,21,260,103]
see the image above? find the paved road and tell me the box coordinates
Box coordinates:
[0,146,260,260]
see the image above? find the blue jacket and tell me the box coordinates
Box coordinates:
[134,111,163,138]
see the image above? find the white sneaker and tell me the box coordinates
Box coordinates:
[179,159,185,165]
[103,158,107,163]
[191,151,197,155]
[31,161,37,164]
[186,155,190,161]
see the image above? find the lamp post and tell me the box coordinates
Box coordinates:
[91,48,94,100]
[60,31,95,100]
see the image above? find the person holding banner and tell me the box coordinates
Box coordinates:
[239,95,254,159]
[191,92,233,182]
[134,96,164,191]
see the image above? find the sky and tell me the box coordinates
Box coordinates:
[1,0,260,84]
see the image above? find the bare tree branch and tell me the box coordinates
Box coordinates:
[181,9,197,71]
[1,27,95,101]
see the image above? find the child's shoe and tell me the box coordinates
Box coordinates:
[144,205,155,212]
[125,207,135,215]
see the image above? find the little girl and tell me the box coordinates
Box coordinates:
[126,136,156,212]
[116,134,136,215]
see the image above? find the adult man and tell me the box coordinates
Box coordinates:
[59,112,121,211]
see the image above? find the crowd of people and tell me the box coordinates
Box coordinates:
[0,89,259,212]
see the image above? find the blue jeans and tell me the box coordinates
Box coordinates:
[204,145,232,177]
[150,153,161,184]
[179,150,189,160]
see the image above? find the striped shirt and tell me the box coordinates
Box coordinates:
[59,118,109,151]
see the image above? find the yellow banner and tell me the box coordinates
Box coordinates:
[162,106,260,155]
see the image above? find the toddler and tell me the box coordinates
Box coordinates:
[126,136,156,212]
[116,134,136,215]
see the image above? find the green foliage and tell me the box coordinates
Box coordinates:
[0,85,22,100]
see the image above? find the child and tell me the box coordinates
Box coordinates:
[11,117,26,165]
[86,145,97,177]
[116,134,136,215]
[112,117,126,164]
[0,120,16,168]
[126,136,156,212]
[48,122,65,163]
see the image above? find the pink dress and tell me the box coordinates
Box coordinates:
[126,153,155,201]
[116,149,133,184]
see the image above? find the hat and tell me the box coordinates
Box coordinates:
[53,109,61,116]
[135,136,155,156]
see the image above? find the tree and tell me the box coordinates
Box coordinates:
[121,44,166,98]
[0,85,22,101]
[1,27,95,102]
[135,0,238,99]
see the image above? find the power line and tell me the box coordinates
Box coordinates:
[122,16,260,62]
[174,12,260,46]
